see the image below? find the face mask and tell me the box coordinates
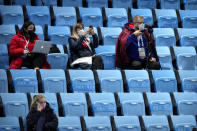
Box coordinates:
[138,23,145,31]
[78,29,85,36]
[40,103,46,109]
[28,30,34,36]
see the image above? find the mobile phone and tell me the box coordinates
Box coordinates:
[89,25,93,29]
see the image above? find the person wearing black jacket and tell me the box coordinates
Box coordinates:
[68,23,103,69]
[26,95,58,131]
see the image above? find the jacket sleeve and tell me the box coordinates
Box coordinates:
[68,36,85,51]
[26,110,41,129]
[92,34,99,48]
[9,37,24,57]
[44,113,58,130]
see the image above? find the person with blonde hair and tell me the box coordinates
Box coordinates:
[26,95,58,131]
[68,23,103,69]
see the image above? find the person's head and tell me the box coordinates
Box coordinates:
[20,21,36,42]
[30,95,46,111]
[72,23,84,39]
[133,16,145,30]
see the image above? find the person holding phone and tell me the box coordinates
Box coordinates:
[26,95,58,131]
[68,23,103,69]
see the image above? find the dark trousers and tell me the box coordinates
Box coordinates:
[128,60,161,70]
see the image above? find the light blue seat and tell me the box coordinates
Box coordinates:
[114,116,141,131]
[48,26,71,45]
[9,0,31,5]
[60,93,87,116]
[173,92,197,115]
[155,9,178,28]
[137,0,157,9]
[142,115,170,131]
[95,45,116,69]
[97,70,123,92]
[0,25,16,44]
[39,69,66,93]
[10,69,38,93]
[146,92,173,115]
[0,69,8,93]
[0,5,24,25]
[79,7,103,27]
[160,0,180,9]
[105,8,128,27]
[56,44,65,54]
[47,53,68,70]
[84,116,112,131]
[173,46,196,70]
[26,6,50,27]
[89,93,116,116]
[30,93,59,116]
[124,70,150,92]
[171,115,197,131]
[62,0,82,7]
[131,8,153,25]
[0,93,29,117]
[118,92,145,116]
[152,70,177,92]
[156,46,173,70]
[153,28,176,46]
[69,70,95,93]
[178,70,197,92]
[53,7,76,26]
[0,117,20,131]
[0,44,9,69]
[112,0,133,8]
[183,0,197,10]
[100,27,122,45]
[179,10,197,28]
[177,28,197,46]
[58,117,82,131]
[34,0,57,6]
[84,26,98,41]
[87,0,108,7]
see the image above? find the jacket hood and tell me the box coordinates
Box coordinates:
[124,22,135,31]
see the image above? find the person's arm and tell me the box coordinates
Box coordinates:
[9,37,25,57]
[44,113,58,130]
[68,36,86,51]
[26,110,41,129]
[92,34,99,48]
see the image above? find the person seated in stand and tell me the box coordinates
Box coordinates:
[115,15,160,69]
[9,21,50,69]
[68,23,103,69]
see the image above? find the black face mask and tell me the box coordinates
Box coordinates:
[28,30,34,36]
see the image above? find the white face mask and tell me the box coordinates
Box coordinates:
[78,29,85,36]
[138,23,145,31]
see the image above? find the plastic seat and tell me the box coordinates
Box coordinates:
[0,44,9,69]
[152,70,177,92]
[62,0,82,7]
[160,0,180,9]
[142,115,170,131]
[173,46,196,70]
[146,92,173,115]
[39,69,66,93]
[0,93,29,117]
[26,6,50,27]
[53,7,77,26]
[124,70,150,92]
[79,7,103,27]
[100,27,122,45]
[48,26,71,45]
[95,45,116,69]
[0,25,16,44]
[0,69,8,93]
[173,92,197,115]
[155,9,178,28]
[30,93,59,115]
[156,46,173,70]
[177,28,197,46]
[84,116,112,131]
[137,0,157,9]
[118,92,145,116]
[183,0,197,10]
[87,0,108,7]
[112,0,133,8]
[131,8,153,25]
[58,117,82,131]
[0,5,24,25]
[178,70,197,92]
[10,69,38,93]
[69,70,95,93]
[114,116,141,131]
[34,0,57,6]
[9,0,31,5]
[179,10,197,28]
[97,70,123,92]
[60,93,87,116]
[153,28,176,46]
[47,53,68,70]
[89,93,116,116]
[171,115,197,131]
[0,117,20,131]
[105,8,128,27]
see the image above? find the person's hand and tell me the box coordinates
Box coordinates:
[24,49,29,54]
[89,28,95,35]
[82,28,91,36]
[149,57,156,62]
[37,103,42,112]
[133,30,142,36]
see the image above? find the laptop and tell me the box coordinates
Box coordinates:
[32,40,52,54]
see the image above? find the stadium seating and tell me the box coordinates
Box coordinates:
[160,0,180,9]
[137,0,157,9]
[34,0,57,6]
[0,117,20,130]
[118,92,145,116]
[62,0,82,7]
[179,10,197,28]
[9,0,31,5]
[47,53,68,70]
[0,69,8,93]
[0,44,9,69]
[0,25,16,44]
[112,0,133,8]
[183,0,197,10]
[86,0,108,8]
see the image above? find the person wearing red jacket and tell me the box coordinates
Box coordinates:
[9,21,50,69]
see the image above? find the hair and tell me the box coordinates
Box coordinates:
[72,23,84,39]
[20,21,36,43]
[30,95,45,111]
[133,15,144,23]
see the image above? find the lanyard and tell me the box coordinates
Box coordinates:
[137,35,144,47]
[23,36,29,50]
